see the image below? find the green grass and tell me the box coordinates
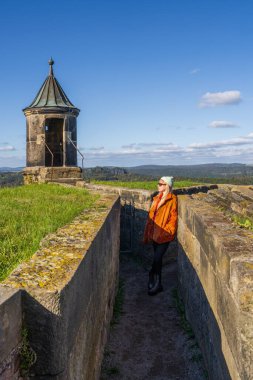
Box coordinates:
[91,180,201,191]
[217,205,253,231]
[231,215,253,230]
[0,184,99,281]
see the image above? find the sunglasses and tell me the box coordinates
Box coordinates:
[157,182,166,186]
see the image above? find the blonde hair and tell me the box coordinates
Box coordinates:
[160,182,172,201]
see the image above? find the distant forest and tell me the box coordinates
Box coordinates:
[84,164,253,185]
[125,163,253,179]
[1,163,253,187]
[0,172,23,187]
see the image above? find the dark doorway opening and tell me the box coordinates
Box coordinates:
[45,118,64,166]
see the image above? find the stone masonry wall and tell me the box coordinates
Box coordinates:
[0,288,22,380]
[84,183,153,262]
[86,183,253,379]
[1,182,252,379]
[178,186,253,380]
[0,192,120,380]
[85,183,217,265]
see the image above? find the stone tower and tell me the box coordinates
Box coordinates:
[23,58,83,184]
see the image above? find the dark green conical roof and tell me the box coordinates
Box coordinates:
[23,58,79,113]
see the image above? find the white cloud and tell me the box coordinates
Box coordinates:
[199,91,242,108]
[81,133,253,166]
[190,68,200,75]
[208,120,239,129]
[79,146,104,153]
[189,134,253,149]
[122,142,178,148]
[0,144,15,151]
[88,146,104,151]
[121,143,140,149]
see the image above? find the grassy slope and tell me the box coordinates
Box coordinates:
[0,184,98,281]
[91,180,201,191]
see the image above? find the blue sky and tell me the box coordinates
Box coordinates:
[1,0,253,167]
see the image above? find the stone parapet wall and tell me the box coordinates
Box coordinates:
[202,184,253,220]
[23,166,82,184]
[0,288,22,380]
[178,187,253,380]
[0,192,120,380]
[1,182,251,379]
[84,183,152,259]
[84,183,217,265]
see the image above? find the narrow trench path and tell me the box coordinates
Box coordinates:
[101,252,207,380]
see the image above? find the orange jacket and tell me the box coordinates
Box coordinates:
[143,192,178,244]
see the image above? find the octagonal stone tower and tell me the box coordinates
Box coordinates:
[23,58,83,184]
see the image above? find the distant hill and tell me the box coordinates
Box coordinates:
[1,163,253,186]
[84,166,151,181]
[0,167,23,172]
[84,163,253,185]
[1,163,253,178]
[125,163,253,179]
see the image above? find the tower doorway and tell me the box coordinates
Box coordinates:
[45,118,64,166]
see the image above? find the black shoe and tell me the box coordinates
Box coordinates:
[148,282,163,296]
[148,270,155,290]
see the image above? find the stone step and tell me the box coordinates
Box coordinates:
[48,178,84,185]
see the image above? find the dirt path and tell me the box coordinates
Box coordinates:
[100,253,207,380]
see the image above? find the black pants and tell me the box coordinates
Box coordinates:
[151,241,170,281]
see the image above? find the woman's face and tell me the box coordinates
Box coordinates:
[157,179,166,192]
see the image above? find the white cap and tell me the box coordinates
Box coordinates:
[160,176,174,187]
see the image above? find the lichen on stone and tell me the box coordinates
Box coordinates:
[2,193,118,292]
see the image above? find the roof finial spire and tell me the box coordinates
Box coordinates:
[48,57,54,76]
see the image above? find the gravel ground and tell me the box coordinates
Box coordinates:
[100,252,207,380]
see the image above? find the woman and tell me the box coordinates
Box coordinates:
[143,176,178,296]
